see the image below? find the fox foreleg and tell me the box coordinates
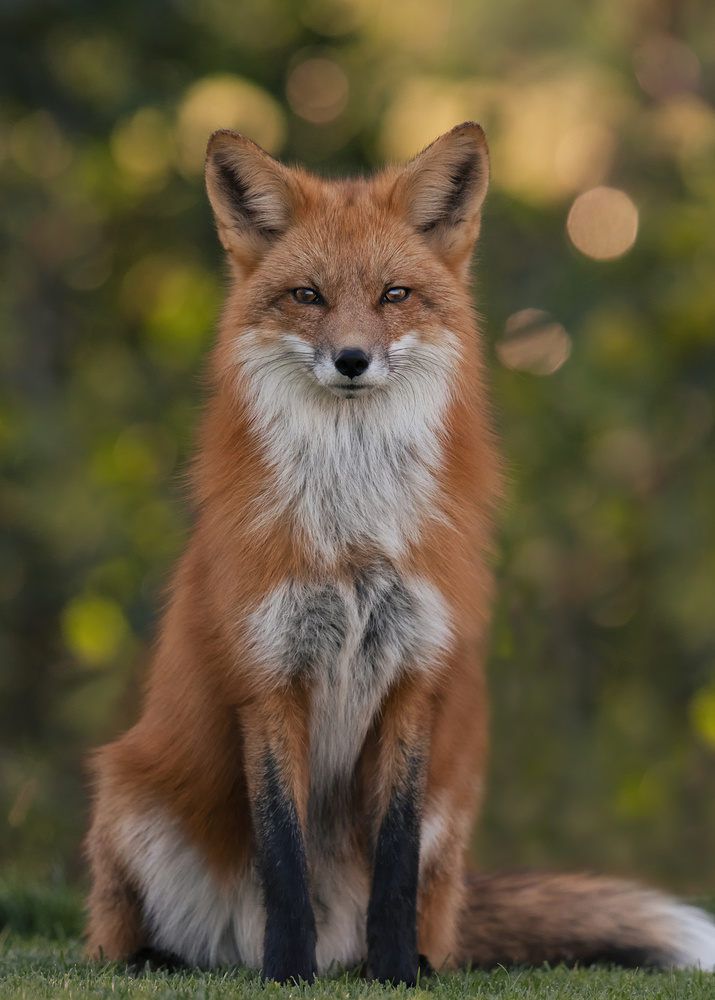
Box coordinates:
[366,678,432,986]
[242,685,317,984]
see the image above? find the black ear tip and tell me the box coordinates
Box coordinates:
[205,130,268,164]
[448,122,488,150]
[206,130,238,167]
[207,128,240,150]
[452,120,483,131]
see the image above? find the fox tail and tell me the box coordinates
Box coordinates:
[458,871,715,970]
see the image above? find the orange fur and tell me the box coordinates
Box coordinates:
[85,125,715,982]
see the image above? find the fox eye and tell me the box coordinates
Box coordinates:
[292,287,322,304]
[382,287,410,304]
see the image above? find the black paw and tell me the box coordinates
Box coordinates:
[261,955,317,985]
[262,919,317,984]
[368,946,419,987]
[126,947,188,974]
[418,953,435,978]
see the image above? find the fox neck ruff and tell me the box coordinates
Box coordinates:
[235,328,460,565]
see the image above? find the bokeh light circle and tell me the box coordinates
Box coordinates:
[497,308,571,375]
[566,186,639,260]
[286,58,349,124]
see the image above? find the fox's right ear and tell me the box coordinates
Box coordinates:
[205,131,296,267]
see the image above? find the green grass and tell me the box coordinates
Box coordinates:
[3,884,715,999]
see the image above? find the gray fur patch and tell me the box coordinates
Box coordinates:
[247,564,453,804]
[256,582,348,679]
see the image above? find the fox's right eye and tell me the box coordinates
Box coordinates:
[292,288,323,304]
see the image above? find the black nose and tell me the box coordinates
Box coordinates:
[334,348,370,379]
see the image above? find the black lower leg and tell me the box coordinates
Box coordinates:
[367,760,422,986]
[256,757,317,984]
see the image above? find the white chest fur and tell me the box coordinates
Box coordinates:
[237,330,458,562]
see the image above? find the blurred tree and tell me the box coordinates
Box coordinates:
[0,0,714,891]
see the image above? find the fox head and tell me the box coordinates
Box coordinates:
[205,125,489,403]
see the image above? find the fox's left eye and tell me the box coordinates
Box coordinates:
[381,287,411,304]
[292,287,323,304]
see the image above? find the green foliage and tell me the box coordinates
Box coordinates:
[0,880,84,939]
[1,0,714,892]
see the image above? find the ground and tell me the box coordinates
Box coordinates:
[3,882,715,999]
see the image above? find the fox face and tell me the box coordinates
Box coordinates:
[206,127,489,404]
[234,196,454,399]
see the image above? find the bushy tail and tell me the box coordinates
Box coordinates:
[458,871,715,970]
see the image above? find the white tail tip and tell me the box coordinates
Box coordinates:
[666,901,715,970]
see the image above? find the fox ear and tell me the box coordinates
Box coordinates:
[205,130,295,266]
[397,122,490,269]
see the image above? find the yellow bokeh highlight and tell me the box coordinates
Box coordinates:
[120,256,219,367]
[145,263,219,366]
[177,74,286,174]
[567,186,638,260]
[379,67,631,201]
[554,122,617,193]
[371,0,451,54]
[113,425,176,484]
[650,94,715,168]
[111,108,173,181]
[379,77,480,162]
[286,58,349,124]
[615,767,667,820]
[62,595,130,668]
[691,684,715,748]
[494,70,628,201]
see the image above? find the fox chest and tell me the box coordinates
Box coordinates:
[247,565,452,794]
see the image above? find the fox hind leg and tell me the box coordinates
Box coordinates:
[84,822,149,962]
[417,842,466,972]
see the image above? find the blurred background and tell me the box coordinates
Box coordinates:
[1,0,714,897]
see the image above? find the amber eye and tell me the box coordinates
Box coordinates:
[292,287,322,304]
[382,287,410,304]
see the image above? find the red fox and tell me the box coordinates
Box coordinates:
[85,123,715,984]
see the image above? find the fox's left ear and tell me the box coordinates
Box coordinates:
[395,122,490,272]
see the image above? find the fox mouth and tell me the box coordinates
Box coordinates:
[326,382,376,398]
